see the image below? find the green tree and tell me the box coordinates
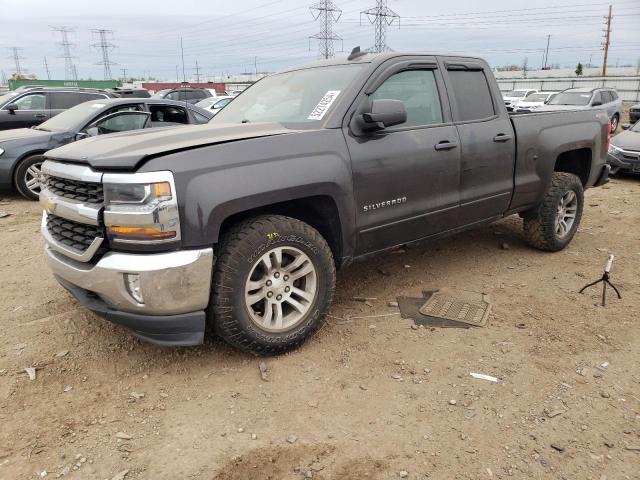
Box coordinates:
[575,62,583,76]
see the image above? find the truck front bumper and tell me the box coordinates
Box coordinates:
[45,246,214,346]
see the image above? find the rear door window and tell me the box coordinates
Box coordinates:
[592,92,603,105]
[148,105,189,126]
[165,91,180,101]
[50,92,87,109]
[448,70,495,121]
[601,91,613,104]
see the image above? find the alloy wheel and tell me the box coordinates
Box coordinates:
[555,190,578,238]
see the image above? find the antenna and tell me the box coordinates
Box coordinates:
[360,0,400,53]
[309,0,343,59]
[51,26,78,80]
[9,47,25,75]
[91,29,117,80]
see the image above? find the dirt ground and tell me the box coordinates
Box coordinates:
[1,175,640,478]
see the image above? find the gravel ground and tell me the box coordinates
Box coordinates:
[1,162,639,479]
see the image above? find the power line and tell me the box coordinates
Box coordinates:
[602,4,612,76]
[8,47,25,75]
[92,29,117,80]
[51,26,78,81]
[360,0,400,53]
[309,0,343,59]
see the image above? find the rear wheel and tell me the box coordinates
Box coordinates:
[14,154,44,200]
[523,172,584,252]
[210,215,336,355]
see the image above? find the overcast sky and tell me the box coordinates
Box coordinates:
[0,0,638,81]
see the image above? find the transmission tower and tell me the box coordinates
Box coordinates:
[309,1,342,59]
[92,29,117,80]
[1,71,7,86]
[360,0,400,53]
[51,26,78,80]
[9,47,25,75]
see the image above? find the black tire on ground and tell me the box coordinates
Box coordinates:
[610,114,619,133]
[14,154,44,200]
[210,215,336,355]
[522,172,584,252]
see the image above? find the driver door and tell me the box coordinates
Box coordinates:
[344,58,461,255]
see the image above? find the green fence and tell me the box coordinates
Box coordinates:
[9,79,122,90]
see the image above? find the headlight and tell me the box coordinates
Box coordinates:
[608,144,623,154]
[102,171,180,246]
[0,147,4,157]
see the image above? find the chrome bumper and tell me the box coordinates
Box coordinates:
[45,245,214,316]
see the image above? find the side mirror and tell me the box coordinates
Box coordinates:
[359,99,407,131]
[5,103,18,113]
[592,101,602,107]
[86,127,99,137]
[621,123,630,130]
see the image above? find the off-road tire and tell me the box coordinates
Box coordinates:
[210,215,336,355]
[523,172,584,252]
[14,154,44,200]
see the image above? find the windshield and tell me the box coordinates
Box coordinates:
[37,101,107,132]
[632,121,640,133]
[153,89,171,97]
[548,92,592,106]
[211,64,364,126]
[524,93,549,102]
[506,91,529,98]
[0,91,20,106]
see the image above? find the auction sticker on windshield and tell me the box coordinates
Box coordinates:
[308,91,341,120]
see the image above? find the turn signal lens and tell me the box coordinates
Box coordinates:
[107,226,177,241]
[153,181,172,198]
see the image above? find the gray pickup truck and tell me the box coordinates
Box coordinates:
[39,51,611,353]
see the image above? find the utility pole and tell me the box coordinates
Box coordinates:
[51,26,78,81]
[91,29,117,80]
[176,65,179,82]
[194,60,201,83]
[43,56,51,79]
[180,37,186,83]
[361,0,400,53]
[543,34,551,69]
[309,0,342,59]
[9,47,24,75]
[601,4,612,77]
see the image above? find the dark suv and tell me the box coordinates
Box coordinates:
[0,87,113,131]
[152,88,213,104]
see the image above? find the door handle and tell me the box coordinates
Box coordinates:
[434,140,458,151]
[493,134,512,142]
[34,114,47,119]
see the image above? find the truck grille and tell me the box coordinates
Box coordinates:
[43,175,104,204]
[46,214,103,254]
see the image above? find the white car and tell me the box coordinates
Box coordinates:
[195,96,234,115]
[514,92,558,113]
[502,89,538,111]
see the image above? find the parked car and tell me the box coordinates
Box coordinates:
[0,87,114,131]
[502,89,538,111]
[39,51,610,352]
[0,98,213,199]
[514,91,558,113]
[106,88,151,98]
[607,122,640,174]
[152,88,212,104]
[195,96,234,115]
[629,104,640,124]
[537,87,623,133]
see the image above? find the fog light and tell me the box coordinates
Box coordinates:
[124,273,144,304]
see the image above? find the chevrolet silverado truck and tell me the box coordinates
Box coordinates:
[39,50,611,354]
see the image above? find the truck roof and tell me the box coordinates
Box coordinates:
[280,50,486,73]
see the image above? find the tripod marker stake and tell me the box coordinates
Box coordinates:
[579,254,621,306]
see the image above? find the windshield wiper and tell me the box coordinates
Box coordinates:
[241,119,251,124]
[34,126,51,132]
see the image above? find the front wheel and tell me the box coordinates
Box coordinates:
[210,215,336,355]
[523,172,584,252]
[610,114,619,133]
[14,154,44,200]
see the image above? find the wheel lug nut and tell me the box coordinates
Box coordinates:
[274,272,280,278]
[285,287,290,292]
[266,280,272,286]
[267,291,273,298]
[276,294,282,301]
[283,275,289,281]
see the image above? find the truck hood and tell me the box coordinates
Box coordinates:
[44,122,301,170]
